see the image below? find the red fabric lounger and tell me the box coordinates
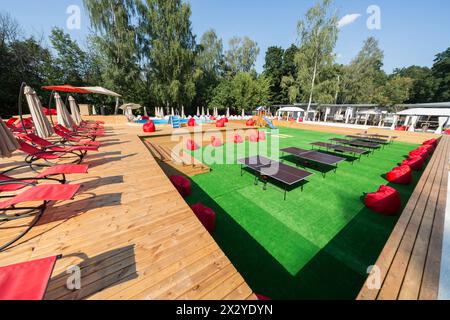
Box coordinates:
[386,165,412,185]
[364,185,401,216]
[0,184,81,209]
[191,203,216,232]
[0,255,59,300]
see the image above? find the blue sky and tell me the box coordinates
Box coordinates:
[1,0,449,73]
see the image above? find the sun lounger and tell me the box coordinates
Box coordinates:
[17,139,86,166]
[22,133,100,154]
[238,156,313,200]
[310,142,368,160]
[0,255,61,300]
[281,147,346,177]
[0,184,80,251]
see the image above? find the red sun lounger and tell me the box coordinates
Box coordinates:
[0,255,61,300]
[0,184,81,251]
[17,139,85,165]
[22,133,100,153]
[0,164,89,193]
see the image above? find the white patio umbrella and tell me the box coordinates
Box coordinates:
[68,96,83,125]
[207,108,210,116]
[242,109,245,117]
[201,107,205,117]
[143,107,148,117]
[0,117,20,158]
[24,86,54,138]
[171,107,175,116]
[92,105,97,115]
[161,107,165,118]
[181,106,185,118]
[226,108,230,118]
[196,107,200,117]
[54,93,75,129]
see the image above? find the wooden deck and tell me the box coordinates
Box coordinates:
[358,135,450,300]
[0,121,256,300]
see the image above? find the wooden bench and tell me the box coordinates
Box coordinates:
[358,135,450,300]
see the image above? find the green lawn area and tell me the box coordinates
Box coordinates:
[185,127,422,299]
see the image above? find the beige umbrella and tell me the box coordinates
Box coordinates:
[54,93,75,128]
[196,107,200,116]
[68,96,82,125]
[242,109,245,117]
[201,107,205,117]
[0,118,20,158]
[226,108,230,118]
[171,107,175,116]
[181,106,185,118]
[24,86,54,138]
[143,107,148,117]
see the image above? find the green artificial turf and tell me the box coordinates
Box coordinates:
[184,127,422,299]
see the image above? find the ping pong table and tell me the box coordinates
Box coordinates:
[310,142,368,160]
[280,147,346,177]
[330,138,381,152]
[238,156,313,200]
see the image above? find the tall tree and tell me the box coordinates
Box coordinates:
[432,47,450,102]
[340,37,386,104]
[225,36,260,76]
[83,0,142,112]
[194,29,224,108]
[263,46,284,104]
[138,0,198,111]
[393,66,435,103]
[293,0,338,117]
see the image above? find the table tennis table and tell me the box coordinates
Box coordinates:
[238,156,314,200]
[310,142,368,161]
[330,138,381,152]
[280,147,346,177]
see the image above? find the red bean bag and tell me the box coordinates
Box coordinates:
[444,129,450,135]
[417,144,435,154]
[142,116,150,120]
[364,185,401,216]
[186,139,199,151]
[422,139,438,147]
[409,149,429,160]
[395,126,408,131]
[401,156,424,171]
[191,203,216,233]
[210,116,216,121]
[258,131,266,141]
[142,120,156,133]
[216,119,225,128]
[246,119,255,126]
[234,134,244,144]
[188,118,196,127]
[256,294,271,301]
[211,136,223,147]
[249,135,259,142]
[169,175,192,197]
[223,117,229,123]
[386,165,412,185]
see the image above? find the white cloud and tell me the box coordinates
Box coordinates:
[338,13,361,28]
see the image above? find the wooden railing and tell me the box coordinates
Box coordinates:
[358,135,450,300]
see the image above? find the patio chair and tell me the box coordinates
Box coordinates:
[56,124,104,138]
[22,133,100,154]
[17,139,85,166]
[0,255,61,300]
[53,127,98,144]
[0,183,81,251]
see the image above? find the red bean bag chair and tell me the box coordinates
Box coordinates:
[210,116,216,121]
[249,135,259,142]
[191,203,216,233]
[364,185,401,216]
[216,119,225,128]
[417,144,435,154]
[186,139,199,151]
[223,117,229,123]
[234,134,244,144]
[386,165,412,185]
[169,175,192,197]
[409,149,429,160]
[444,129,450,135]
[401,156,424,171]
[142,115,150,120]
[298,118,303,122]
[256,294,271,301]
[188,118,196,127]
[246,118,255,126]
[422,139,438,147]
[211,136,223,147]
[258,131,266,141]
[142,120,156,133]
[395,126,408,131]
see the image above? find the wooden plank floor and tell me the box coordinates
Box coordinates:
[0,123,256,300]
[358,135,450,300]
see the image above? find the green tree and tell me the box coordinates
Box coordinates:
[194,29,224,108]
[83,0,142,112]
[263,46,284,104]
[138,0,199,111]
[393,66,435,103]
[432,47,450,102]
[380,75,414,110]
[292,0,338,116]
[225,36,260,76]
[341,37,386,104]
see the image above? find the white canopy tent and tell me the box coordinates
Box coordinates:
[276,107,305,121]
[397,108,450,134]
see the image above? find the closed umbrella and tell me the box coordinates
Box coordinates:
[0,117,20,158]
[242,109,245,117]
[196,107,200,117]
[207,108,210,116]
[68,96,82,125]
[201,107,205,117]
[226,108,230,118]
[24,86,54,138]
[181,106,185,118]
[54,93,75,128]
[171,107,175,116]
[143,107,148,117]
